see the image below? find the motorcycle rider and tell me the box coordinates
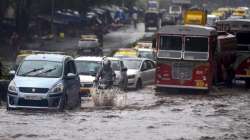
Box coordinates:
[95,59,116,89]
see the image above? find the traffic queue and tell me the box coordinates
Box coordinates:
[2,6,250,111]
[3,35,156,110]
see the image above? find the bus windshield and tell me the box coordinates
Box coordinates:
[158,36,182,59]
[184,37,209,60]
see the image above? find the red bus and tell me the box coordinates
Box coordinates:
[155,25,236,91]
[216,19,250,88]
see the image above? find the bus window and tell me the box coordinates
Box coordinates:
[158,36,182,59]
[160,36,182,51]
[184,37,209,60]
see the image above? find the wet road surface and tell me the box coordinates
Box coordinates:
[1,24,250,140]
[22,23,152,57]
[0,87,250,140]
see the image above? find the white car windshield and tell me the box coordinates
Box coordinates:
[75,61,101,75]
[17,60,63,78]
[123,59,142,70]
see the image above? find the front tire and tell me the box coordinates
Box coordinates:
[136,79,142,90]
[6,96,13,111]
[58,95,66,112]
[245,79,250,89]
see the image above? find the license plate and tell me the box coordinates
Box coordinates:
[24,95,43,100]
[83,49,92,53]
[246,70,250,76]
[196,80,205,87]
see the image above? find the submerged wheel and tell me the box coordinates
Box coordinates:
[6,98,10,111]
[6,96,14,111]
[58,94,66,112]
[77,92,82,108]
[136,79,142,90]
[245,79,250,89]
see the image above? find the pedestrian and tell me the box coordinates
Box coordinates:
[132,12,138,29]
[10,32,20,54]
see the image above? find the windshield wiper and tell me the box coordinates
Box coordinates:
[33,68,57,77]
[20,68,44,76]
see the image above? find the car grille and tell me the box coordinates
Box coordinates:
[81,83,93,88]
[172,62,193,80]
[18,99,48,107]
[19,87,49,93]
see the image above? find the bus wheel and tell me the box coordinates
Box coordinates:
[245,79,250,89]
[225,69,234,88]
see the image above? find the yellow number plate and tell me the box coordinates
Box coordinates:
[196,80,205,87]
[246,70,250,76]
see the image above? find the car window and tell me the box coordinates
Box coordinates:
[147,60,155,69]
[141,61,148,71]
[123,59,142,70]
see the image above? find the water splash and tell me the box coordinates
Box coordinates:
[91,87,127,107]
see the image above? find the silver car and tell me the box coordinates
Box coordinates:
[7,54,81,111]
[122,58,156,89]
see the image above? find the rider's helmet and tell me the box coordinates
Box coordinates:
[103,59,111,67]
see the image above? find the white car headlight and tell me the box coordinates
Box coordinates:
[49,82,64,94]
[8,81,17,93]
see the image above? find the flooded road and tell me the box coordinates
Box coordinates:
[1,87,250,140]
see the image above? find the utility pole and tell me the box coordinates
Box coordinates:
[51,0,55,35]
[122,0,125,8]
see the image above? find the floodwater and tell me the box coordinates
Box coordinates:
[0,86,250,140]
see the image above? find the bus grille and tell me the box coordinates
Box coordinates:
[172,63,193,80]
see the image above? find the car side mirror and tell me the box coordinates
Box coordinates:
[9,70,16,76]
[122,67,127,72]
[9,70,16,79]
[66,73,76,79]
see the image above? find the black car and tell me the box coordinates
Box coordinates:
[144,10,161,31]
